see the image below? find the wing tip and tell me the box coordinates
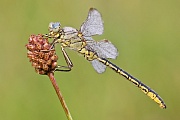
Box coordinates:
[89,7,97,11]
[89,7,100,13]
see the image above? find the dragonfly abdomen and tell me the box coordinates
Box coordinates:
[97,57,166,109]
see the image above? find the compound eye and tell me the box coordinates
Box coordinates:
[48,22,61,33]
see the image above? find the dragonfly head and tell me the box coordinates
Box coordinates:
[48,22,61,33]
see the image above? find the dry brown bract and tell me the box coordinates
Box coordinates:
[25,34,58,75]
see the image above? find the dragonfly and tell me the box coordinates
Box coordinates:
[44,8,166,109]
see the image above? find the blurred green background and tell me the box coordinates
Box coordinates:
[0,0,179,120]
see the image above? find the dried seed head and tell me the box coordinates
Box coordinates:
[25,34,58,75]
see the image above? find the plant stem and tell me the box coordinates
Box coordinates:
[47,72,73,120]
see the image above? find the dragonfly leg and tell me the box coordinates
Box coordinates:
[43,33,60,48]
[42,33,56,39]
[55,46,73,72]
[40,38,60,52]
[42,34,49,38]
[55,65,72,72]
[50,39,60,49]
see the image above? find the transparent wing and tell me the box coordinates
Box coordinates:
[86,40,118,59]
[80,8,104,37]
[91,59,106,73]
[63,27,78,37]
[86,40,118,73]
[63,27,80,42]
[83,36,94,41]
